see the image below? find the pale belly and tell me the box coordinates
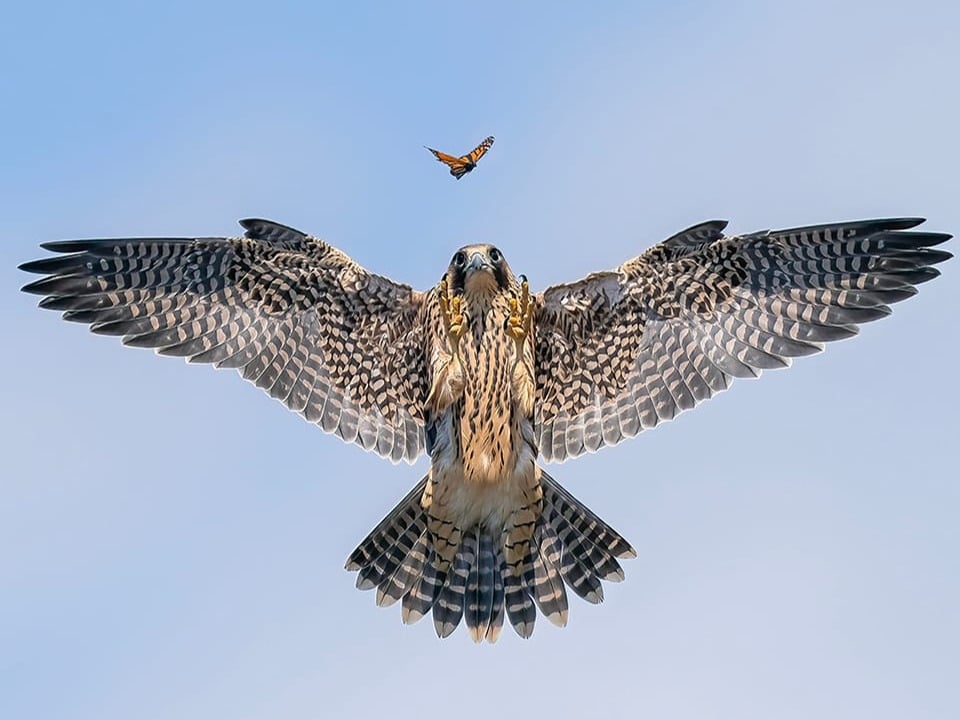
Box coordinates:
[427,308,539,529]
[432,453,537,530]
[428,369,538,525]
[456,315,527,483]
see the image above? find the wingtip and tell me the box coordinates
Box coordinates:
[38,239,93,252]
[20,277,56,295]
[889,216,927,228]
[18,259,44,274]
[853,217,927,230]
[238,218,268,231]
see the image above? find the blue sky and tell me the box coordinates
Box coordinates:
[3,1,958,718]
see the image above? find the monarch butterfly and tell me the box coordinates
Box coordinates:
[425,136,495,179]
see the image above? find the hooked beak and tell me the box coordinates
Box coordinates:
[466,252,493,273]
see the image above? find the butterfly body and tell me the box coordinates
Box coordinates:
[427,136,495,179]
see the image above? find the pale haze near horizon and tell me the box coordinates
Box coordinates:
[2,2,958,719]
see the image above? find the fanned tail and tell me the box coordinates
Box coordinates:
[345,468,635,642]
[541,469,637,598]
[344,476,430,607]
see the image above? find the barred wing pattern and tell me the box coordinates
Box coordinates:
[533,218,951,463]
[21,219,430,463]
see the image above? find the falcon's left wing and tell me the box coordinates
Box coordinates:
[21,219,430,463]
[533,218,951,463]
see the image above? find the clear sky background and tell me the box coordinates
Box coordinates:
[2,2,958,718]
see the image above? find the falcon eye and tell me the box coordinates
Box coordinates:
[453,251,467,268]
[489,248,502,263]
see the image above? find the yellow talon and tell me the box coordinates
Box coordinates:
[507,276,532,356]
[439,278,464,355]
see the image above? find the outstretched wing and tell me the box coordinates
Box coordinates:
[426,146,471,179]
[533,218,951,462]
[463,136,495,165]
[20,218,430,463]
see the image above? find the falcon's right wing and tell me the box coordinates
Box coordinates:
[21,218,430,463]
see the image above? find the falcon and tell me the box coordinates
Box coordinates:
[20,216,951,642]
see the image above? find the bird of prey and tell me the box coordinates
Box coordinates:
[426,135,495,179]
[20,216,950,642]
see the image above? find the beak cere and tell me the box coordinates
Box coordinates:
[461,250,500,295]
[466,252,493,274]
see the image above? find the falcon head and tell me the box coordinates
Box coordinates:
[446,244,515,296]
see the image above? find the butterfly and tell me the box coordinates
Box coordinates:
[425,136,495,179]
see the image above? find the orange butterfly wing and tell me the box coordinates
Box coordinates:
[426,147,469,178]
[464,136,495,165]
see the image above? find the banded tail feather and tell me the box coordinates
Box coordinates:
[345,468,635,642]
[345,477,429,596]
